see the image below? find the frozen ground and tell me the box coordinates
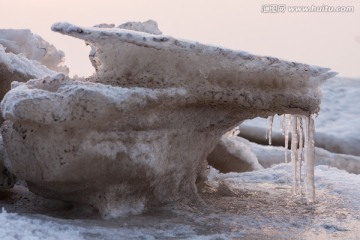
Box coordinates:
[0,164,359,239]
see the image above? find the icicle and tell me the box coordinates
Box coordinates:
[284,114,291,163]
[267,115,274,145]
[279,113,315,202]
[290,115,298,195]
[304,115,315,203]
[280,114,284,134]
[297,117,304,195]
[303,116,309,196]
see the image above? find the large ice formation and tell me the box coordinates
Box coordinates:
[1,21,336,217]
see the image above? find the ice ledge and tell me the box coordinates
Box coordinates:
[51,22,335,82]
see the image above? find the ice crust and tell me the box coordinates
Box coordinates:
[1,21,335,217]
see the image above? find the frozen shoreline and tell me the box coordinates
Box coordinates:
[0,164,359,239]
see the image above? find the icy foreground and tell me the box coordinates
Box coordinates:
[1,21,335,217]
[0,165,359,239]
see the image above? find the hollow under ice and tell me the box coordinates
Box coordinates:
[0,21,336,218]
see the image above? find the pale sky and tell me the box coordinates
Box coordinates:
[1,0,359,78]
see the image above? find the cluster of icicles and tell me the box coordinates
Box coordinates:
[267,114,316,203]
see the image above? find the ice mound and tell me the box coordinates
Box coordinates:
[1,21,335,218]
